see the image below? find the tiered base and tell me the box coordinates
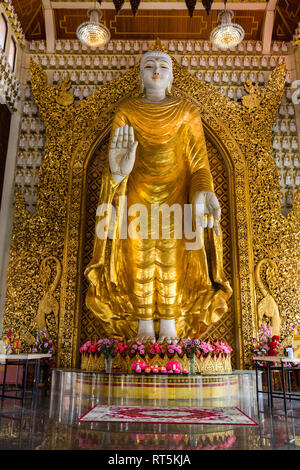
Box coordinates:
[75,372,238,402]
[50,369,262,424]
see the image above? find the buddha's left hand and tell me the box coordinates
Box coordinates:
[193,190,221,236]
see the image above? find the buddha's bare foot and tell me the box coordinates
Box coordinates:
[135,319,156,344]
[158,319,178,344]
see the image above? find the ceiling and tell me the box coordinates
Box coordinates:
[9,0,300,42]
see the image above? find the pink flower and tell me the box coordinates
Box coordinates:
[80,340,92,353]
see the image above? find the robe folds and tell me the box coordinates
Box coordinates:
[85,97,232,339]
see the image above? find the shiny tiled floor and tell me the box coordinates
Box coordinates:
[0,371,299,451]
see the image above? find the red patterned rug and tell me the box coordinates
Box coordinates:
[78,405,258,426]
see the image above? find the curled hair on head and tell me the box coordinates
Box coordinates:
[140,49,173,71]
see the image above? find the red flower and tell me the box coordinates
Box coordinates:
[88,343,98,354]
[268,341,277,349]
[272,335,280,343]
[268,350,278,356]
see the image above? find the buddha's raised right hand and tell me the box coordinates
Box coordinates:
[109,125,138,184]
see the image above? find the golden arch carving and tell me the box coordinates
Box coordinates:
[3,52,299,370]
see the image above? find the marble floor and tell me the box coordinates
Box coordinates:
[0,370,299,452]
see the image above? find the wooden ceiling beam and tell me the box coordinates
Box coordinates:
[262,0,277,54]
[42,0,56,52]
[49,1,270,11]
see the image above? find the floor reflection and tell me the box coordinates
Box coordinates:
[0,375,299,451]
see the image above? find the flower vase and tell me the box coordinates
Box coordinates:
[189,355,196,375]
[105,356,113,374]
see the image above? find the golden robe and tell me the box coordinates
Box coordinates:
[85,97,232,339]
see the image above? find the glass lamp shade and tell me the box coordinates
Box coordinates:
[76,9,110,48]
[210,10,245,51]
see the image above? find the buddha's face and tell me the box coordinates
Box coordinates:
[141,55,172,93]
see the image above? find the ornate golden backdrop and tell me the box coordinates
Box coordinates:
[2,45,299,369]
[9,0,300,41]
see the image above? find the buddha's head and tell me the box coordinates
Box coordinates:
[139,50,173,95]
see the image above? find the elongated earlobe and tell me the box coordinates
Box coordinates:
[167,80,173,95]
[139,75,145,95]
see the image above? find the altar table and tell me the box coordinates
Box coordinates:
[253,356,300,414]
[0,354,52,405]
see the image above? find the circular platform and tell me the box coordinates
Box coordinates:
[77,372,238,402]
[49,369,261,424]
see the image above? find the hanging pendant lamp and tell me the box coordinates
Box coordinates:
[210,7,244,50]
[76,6,110,48]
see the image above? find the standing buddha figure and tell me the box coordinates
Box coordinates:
[85,49,232,342]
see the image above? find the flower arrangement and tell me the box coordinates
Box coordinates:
[148,342,165,358]
[79,337,233,373]
[113,341,128,357]
[252,323,281,365]
[129,341,146,357]
[80,338,125,358]
[211,340,233,356]
[166,342,183,358]
[80,338,232,358]
[31,327,54,365]
[182,339,201,358]
[182,339,232,358]
[97,338,119,358]
[79,340,93,354]
[32,327,53,355]
[197,341,214,356]
[268,336,280,356]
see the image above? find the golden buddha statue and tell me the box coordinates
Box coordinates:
[85,49,232,343]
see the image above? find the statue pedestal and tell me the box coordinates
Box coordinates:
[74,372,239,404]
[49,368,263,413]
[49,369,262,425]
